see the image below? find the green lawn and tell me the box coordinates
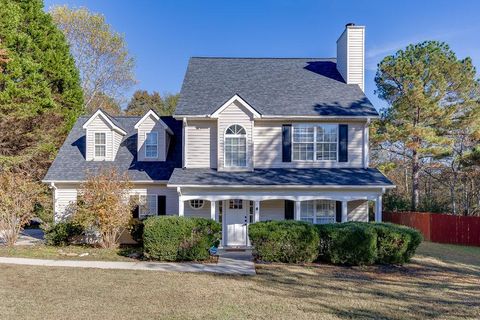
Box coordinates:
[0,242,479,319]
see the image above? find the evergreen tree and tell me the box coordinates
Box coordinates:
[0,0,83,178]
[374,41,479,211]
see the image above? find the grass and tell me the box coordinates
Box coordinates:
[0,245,142,262]
[0,241,479,319]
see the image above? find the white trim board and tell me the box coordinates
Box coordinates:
[134,109,173,135]
[82,109,127,135]
[210,95,261,119]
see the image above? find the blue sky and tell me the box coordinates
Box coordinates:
[44,0,480,110]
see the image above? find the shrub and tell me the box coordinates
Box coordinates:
[316,223,377,265]
[316,222,423,265]
[143,216,221,261]
[373,223,423,264]
[248,221,319,263]
[44,221,84,246]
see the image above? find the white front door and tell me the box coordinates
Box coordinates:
[225,199,248,247]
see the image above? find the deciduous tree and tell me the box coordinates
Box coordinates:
[50,5,136,114]
[125,90,179,116]
[0,172,40,246]
[73,168,134,248]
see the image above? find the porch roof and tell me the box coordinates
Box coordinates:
[168,168,394,188]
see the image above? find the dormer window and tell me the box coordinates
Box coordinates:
[94,132,106,158]
[145,132,158,158]
[225,124,247,167]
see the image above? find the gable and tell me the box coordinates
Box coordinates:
[211,95,260,119]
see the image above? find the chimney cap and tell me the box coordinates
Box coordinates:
[345,22,355,27]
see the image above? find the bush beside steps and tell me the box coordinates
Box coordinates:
[143,216,221,262]
[249,221,422,266]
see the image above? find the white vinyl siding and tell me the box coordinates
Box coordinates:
[254,120,364,168]
[185,120,217,168]
[85,115,114,161]
[112,131,123,157]
[336,26,365,91]
[137,115,166,161]
[348,200,368,222]
[53,184,179,222]
[217,101,254,171]
[259,200,285,221]
[184,200,211,218]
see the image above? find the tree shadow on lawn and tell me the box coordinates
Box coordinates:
[232,256,480,320]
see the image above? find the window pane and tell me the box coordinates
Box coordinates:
[145,132,158,157]
[300,201,314,223]
[225,137,246,167]
[293,143,314,161]
[316,200,336,224]
[95,133,106,144]
[229,199,243,209]
[316,125,338,161]
[140,195,157,218]
[95,145,105,157]
[293,127,314,142]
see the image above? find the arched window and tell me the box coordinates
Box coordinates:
[225,124,247,167]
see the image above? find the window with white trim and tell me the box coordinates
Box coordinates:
[292,124,338,161]
[300,200,336,224]
[189,199,205,209]
[225,125,247,167]
[145,132,158,158]
[139,195,157,218]
[94,132,106,158]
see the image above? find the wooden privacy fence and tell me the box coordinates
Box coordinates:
[383,211,480,247]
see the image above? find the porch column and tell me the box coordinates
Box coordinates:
[254,201,260,223]
[210,200,216,220]
[375,195,382,222]
[294,201,301,221]
[178,198,184,217]
[341,200,348,222]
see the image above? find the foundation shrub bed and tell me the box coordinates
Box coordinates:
[143,216,221,261]
[248,221,319,263]
[316,222,423,265]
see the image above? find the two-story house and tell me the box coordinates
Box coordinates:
[44,24,394,247]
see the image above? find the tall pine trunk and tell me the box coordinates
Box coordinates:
[411,150,420,211]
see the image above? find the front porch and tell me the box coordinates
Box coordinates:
[176,190,384,248]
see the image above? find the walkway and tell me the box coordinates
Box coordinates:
[0,249,256,276]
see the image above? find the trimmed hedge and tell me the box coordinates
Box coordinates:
[248,221,319,263]
[317,223,377,265]
[143,216,221,261]
[44,221,83,246]
[317,222,423,265]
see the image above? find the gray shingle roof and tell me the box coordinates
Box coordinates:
[168,168,394,187]
[176,57,378,117]
[43,116,182,182]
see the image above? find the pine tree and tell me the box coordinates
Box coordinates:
[0,0,83,179]
[374,41,479,211]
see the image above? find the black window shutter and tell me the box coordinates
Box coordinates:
[335,201,342,223]
[284,200,294,220]
[338,124,348,162]
[157,196,166,216]
[131,195,139,219]
[282,124,292,162]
